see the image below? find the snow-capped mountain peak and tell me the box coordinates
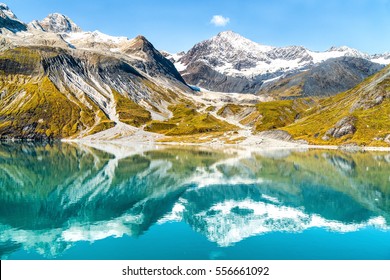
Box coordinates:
[327,45,369,58]
[211,30,273,54]
[172,31,390,93]
[215,30,255,44]
[307,45,370,64]
[328,45,355,52]
[31,13,82,33]
[65,30,128,44]
[177,30,312,89]
[371,52,390,64]
[0,2,27,32]
[0,3,17,20]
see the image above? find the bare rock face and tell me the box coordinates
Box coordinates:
[351,82,390,111]
[258,130,293,141]
[259,57,384,98]
[301,57,383,97]
[326,116,357,138]
[257,129,308,144]
[123,35,187,84]
[182,61,264,93]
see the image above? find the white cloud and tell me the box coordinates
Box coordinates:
[210,15,230,27]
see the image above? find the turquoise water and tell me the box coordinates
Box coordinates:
[1,142,390,260]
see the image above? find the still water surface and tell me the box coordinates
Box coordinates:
[1,143,390,259]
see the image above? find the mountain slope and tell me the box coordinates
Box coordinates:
[276,65,390,146]
[0,43,192,140]
[0,47,112,140]
[0,5,201,140]
[258,57,384,98]
[0,3,389,146]
[0,5,240,142]
[172,31,390,94]
[121,35,186,83]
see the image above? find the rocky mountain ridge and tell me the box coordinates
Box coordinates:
[258,56,384,98]
[0,3,389,147]
[29,13,81,33]
[0,3,194,140]
[0,3,26,32]
[168,31,390,93]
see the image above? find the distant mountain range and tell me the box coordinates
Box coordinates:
[0,3,389,146]
[258,56,384,98]
[166,30,390,94]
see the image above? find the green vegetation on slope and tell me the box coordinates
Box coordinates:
[245,65,390,146]
[217,104,262,127]
[217,104,244,116]
[283,97,390,146]
[281,67,390,146]
[253,99,316,132]
[0,76,114,139]
[0,47,42,72]
[0,47,118,140]
[257,73,305,98]
[112,89,151,127]
[145,104,237,136]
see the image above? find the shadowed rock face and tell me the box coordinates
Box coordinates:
[182,61,265,93]
[0,16,26,32]
[0,57,39,75]
[301,57,384,97]
[0,4,26,32]
[123,36,187,84]
[259,57,384,98]
[41,50,145,85]
[181,56,383,96]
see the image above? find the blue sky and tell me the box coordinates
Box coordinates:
[4,0,390,54]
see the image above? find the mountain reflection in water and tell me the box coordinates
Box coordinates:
[0,142,390,259]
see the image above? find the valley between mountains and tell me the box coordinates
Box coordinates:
[0,3,389,147]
